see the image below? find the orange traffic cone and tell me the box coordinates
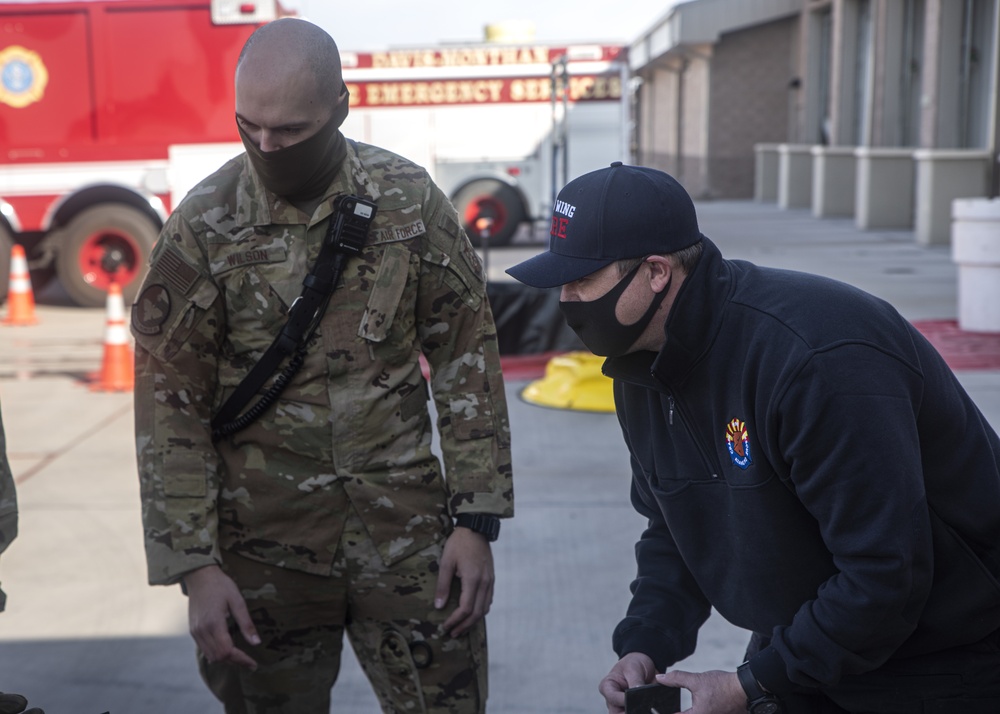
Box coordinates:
[89,281,134,392]
[2,244,38,326]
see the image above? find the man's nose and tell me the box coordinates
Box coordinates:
[560,284,576,302]
[258,131,281,152]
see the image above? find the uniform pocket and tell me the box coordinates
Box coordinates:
[358,243,417,365]
[358,243,411,342]
[162,451,210,550]
[220,265,289,360]
[163,451,208,497]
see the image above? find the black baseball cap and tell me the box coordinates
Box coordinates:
[505,162,702,289]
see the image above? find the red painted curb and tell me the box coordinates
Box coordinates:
[912,320,1000,371]
[498,322,1000,381]
[499,351,565,381]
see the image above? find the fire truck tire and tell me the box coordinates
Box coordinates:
[452,180,526,248]
[55,204,158,308]
[0,225,12,304]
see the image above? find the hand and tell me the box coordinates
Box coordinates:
[183,564,261,671]
[657,669,744,714]
[434,526,494,637]
[598,651,657,714]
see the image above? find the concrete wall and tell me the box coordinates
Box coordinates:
[632,0,999,211]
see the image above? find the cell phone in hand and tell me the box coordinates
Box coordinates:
[624,682,682,714]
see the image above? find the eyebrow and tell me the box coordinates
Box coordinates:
[234,113,311,131]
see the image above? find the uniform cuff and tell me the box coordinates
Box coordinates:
[146,548,220,586]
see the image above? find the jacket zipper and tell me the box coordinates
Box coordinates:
[666,391,719,479]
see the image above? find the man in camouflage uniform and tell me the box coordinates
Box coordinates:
[131,18,513,714]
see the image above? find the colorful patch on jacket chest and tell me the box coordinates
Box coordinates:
[725,418,753,470]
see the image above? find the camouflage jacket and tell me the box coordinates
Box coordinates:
[132,140,513,586]
[0,398,17,610]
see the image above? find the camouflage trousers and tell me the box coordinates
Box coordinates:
[198,505,488,714]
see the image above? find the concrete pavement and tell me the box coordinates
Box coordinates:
[0,201,997,713]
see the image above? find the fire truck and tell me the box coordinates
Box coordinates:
[339,40,630,248]
[0,0,284,307]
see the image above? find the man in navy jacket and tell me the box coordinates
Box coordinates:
[507,163,1000,714]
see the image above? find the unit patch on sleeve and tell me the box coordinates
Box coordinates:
[725,417,753,470]
[131,284,172,336]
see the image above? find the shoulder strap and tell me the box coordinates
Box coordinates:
[211,195,378,442]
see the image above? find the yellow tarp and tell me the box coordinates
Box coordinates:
[520,351,615,413]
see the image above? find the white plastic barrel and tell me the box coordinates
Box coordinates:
[952,197,1000,333]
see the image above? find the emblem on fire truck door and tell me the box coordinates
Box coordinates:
[0,46,49,109]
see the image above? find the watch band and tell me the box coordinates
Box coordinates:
[737,662,783,714]
[454,513,500,542]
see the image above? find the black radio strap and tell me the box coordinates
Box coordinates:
[211,195,377,442]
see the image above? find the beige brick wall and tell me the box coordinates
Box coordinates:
[637,51,715,198]
[708,16,799,197]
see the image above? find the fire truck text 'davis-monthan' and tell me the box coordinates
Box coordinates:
[338,37,629,249]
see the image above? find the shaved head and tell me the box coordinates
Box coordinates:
[237,18,343,105]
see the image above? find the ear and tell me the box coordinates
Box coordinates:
[644,255,673,293]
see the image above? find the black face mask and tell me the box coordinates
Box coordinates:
[238,88,350,202]
[559,261,669,358]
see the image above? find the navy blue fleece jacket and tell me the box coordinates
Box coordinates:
[606,237,1000,697]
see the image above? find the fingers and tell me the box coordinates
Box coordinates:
[198,615,259,671]
[191,609,253,668]
[599,652,657,714]
[658,670,689,688]
[442,569,494,636]
[434,550,457,611]
[190,602,239,665]
[185,565,259,671]
[225,645,260,671]
[438,528,495,636]
[657,669,746,714]
[230,590,262,649]
[597,674,627,714]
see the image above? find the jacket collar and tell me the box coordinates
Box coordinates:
[604,236,732,390]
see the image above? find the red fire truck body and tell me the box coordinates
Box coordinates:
[1,3,628,306]
[0,0,280,306]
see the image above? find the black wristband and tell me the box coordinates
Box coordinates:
[454,513,500,542]
[737,662,783,714]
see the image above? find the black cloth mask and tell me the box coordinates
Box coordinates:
[559,261,669,358]
[238,88,350,202]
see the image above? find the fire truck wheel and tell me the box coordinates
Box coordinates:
[0,225,11,304]
[55,204,159,308]
[452,180,526,248]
